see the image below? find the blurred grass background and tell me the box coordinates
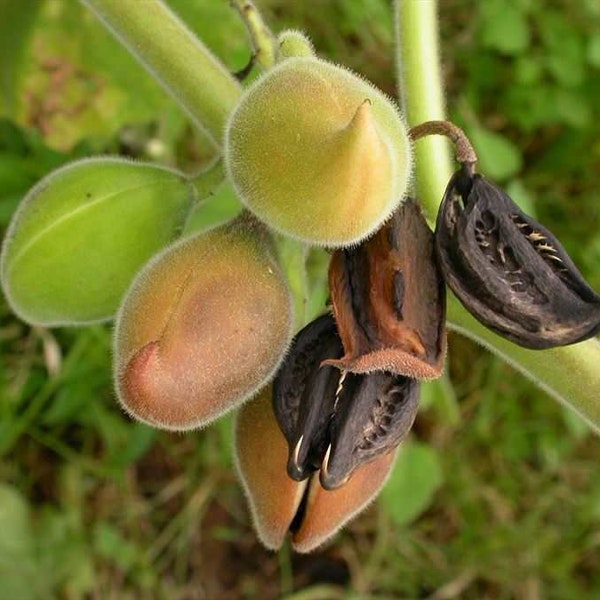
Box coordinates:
[1,0,600,598]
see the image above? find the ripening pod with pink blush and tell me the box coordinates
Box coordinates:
[225,56,412,246]
[114,213,294,431]
[234,386,398,553]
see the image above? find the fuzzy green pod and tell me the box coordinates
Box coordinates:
[114,213,294,431]
[225,56,412,246]
[277,30,315,59]
[1,157,194,326]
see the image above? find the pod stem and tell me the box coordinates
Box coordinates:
[231,0,277,70]
[395,0,600,433]
[80,0,242,149]
[188,159,226,201]
[409,120,477,169]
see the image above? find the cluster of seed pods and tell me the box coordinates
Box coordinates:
[3,6,599,558]
[243,122,600,552]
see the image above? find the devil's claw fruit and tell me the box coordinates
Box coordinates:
[327,199,446,378]
[435,167,600,349]
[273,313,419,489]
[114,213,293,430]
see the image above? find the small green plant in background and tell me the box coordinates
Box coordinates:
[2,0,600,597]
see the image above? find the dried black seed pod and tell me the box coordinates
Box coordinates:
[273,313,419,489]
[273,313,343,481]
[327,198,446,379]
[320,371,419,490]
[435,167,600,349]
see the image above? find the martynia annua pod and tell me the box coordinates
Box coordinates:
[435,165,600,349]
[273,313,419,490]
[327,198,446,379]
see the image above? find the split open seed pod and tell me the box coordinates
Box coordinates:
[114,213,293,431]
[273,313,419,490]
[435,167,600,349]
[327,199,446,378]
[234,386,398,553]
[225,56,412,246]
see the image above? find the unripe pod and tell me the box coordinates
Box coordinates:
[277,30,314,59]
[114,213,293,431]
[1,157,194,326]
[225,57,412,246]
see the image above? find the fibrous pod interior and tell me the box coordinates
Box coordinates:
[328,198,446,378]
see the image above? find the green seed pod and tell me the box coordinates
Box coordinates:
[114,213,294,431]
[1,157,194,326]
[277,30,315,59]
[225,56,412,246]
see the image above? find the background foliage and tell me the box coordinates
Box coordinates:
[1,1,600,598]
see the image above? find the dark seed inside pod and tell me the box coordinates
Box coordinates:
[435,167,600,348]
[319,372,419,490]
[273,313,344,481]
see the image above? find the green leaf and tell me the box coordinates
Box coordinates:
[588,34,600,68]
[0,0,42,115]
[420,373,460,426]
[468,126,523,180]
[0,485,37,600]
[93,522,139,571]
[504,179,536,215]
[36,507,95,594]
[380,441,443,527]
[539,11,585,87]
[480,1,530,56]
[1,157,194,326]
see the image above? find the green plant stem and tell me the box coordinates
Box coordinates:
[189,158,225,200]
[394,0,453,220]
[231,0,277,70]
[80,0,242,149]
[394,0,600,432]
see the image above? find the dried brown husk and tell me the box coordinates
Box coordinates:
[327,198,446,378]
[435,167,600,349]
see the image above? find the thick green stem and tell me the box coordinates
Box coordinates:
[81,0,242,149]
[394,0,453,219]
[394,0,600,432]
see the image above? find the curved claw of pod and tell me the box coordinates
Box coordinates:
[234,387,398,553]
[114,212,293,431]
[435,167,600,349]
[273,313,419,489]
[326,198,446,379]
